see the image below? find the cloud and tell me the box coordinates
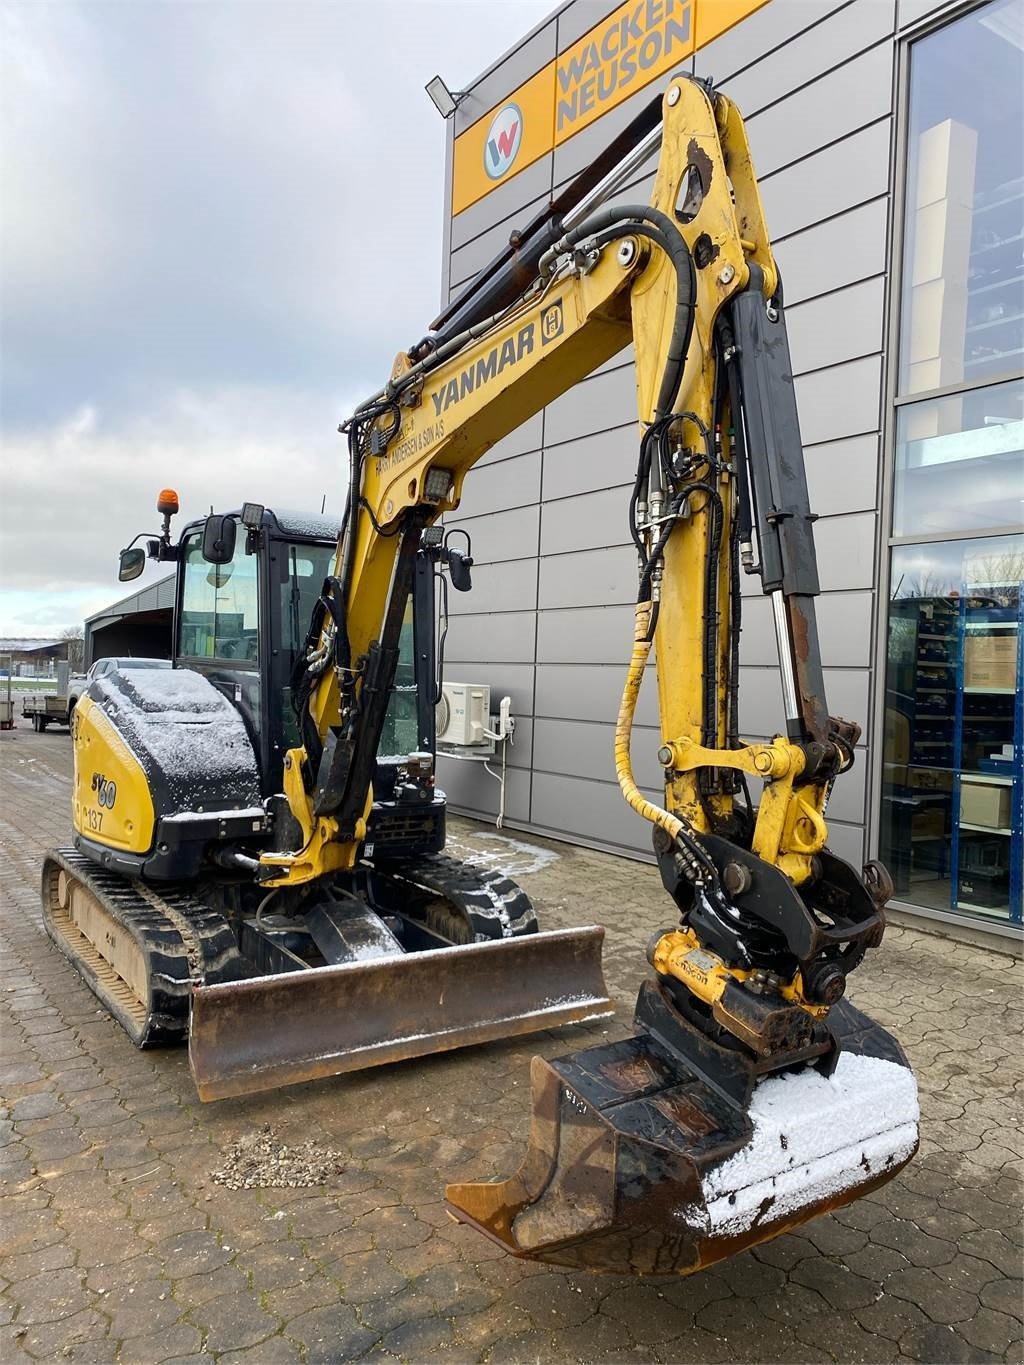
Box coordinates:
[0,0,553,634]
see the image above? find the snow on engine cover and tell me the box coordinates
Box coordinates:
[72,667,263,880]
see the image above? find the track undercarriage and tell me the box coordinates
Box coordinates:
[41,847,611,1100]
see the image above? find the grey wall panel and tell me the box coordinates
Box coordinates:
[532,717,663,790]
[823,818,864,867]
[805,434,880,517]
[442,721,534,774]
[773,198,888,305]
[477,411,545,469]
[450,505,539,564]
[551,69,687,188]
[541,486,632,556]
[440,760,531,823]
[786,276,885,376]
[442,661,536,716]
[897,0,958,30]
[453,21,558,136]
[536,662,660,728]
[739,664,870,739]
[758,119,892,240]
[544,362,637,445]
[744,42,894,178]
[451,155,554,253]
[543,424,638,501]
[453,450,542,521]
[821,667,871,738]
[538,545,639,608]
[448,557,539,617]
[557,0,623,52]
[536,604,638,662]
[721,0,895,117]
[696,0,851,84]
[814,511,877,592]
[531,771,658,853]
[449,187,554,292]
[738,589,873,669]
[823,749,867,825]
[794,355,882,446]
[444,610,538,666]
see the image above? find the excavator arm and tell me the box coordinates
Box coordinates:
[260,75,917,1274]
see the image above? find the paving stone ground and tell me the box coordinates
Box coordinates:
[1,716,1021,1364]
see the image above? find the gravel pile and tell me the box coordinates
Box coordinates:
[211,1125,345,1190]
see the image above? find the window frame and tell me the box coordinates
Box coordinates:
[869,0,1024,936]
[176,524,262,669]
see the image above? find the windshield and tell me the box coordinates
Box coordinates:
[179,525,259,661]
[278,539,337,748]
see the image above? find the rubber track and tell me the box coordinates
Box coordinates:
[41,847,245,1049]
[375,853,538,941]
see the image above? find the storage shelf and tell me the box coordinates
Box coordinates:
[959,772,1014,786]
[974,188,1024,216]
[966,312,1024,335]
[970,271,1024,297]
[966,346,1024,368]
[964,686,1017,695]
[970,231,1024,259]
[960,822,1013,835]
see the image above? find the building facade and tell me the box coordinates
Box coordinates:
[435,0,1023,938]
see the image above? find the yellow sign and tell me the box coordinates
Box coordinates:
[452,0,770,216]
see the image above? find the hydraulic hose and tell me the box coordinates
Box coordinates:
[614,600,684,844]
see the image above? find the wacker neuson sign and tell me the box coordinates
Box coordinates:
[452,0,769,215]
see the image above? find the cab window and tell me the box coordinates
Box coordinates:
[179,525,259,661]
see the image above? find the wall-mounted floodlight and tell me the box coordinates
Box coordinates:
[425,75,464,119]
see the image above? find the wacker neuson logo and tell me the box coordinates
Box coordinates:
[484,102,523,179]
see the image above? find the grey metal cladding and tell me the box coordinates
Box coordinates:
[544,362,637,445]
[695,0,851,84]
[823,750,867,825]
[541,486,633,556]
[805,434,880,517]
[447,558,539,617]
[814,511,877,592]
[786,276,885,376]
[452,450,542,521]
[451,155,554,253]
[758,119,892,240]
[531,770,661,852]
[543,424,639,501]
[773,198,888,304]
[453,21,558,137]
[794,355,883,446]
[822,819,864,867]
[441,661,537,716]
[533,716,663,789]
[476,412,545,469]
[739,590,873,669]
[536,662,660,727]
[449,187,554,292]
[441,762,531,822]
[444,610,538,666]
[536,604,639,662]
[897,0,960,30]
[739,665,871,740]
[448,505,539,564]
[719,0,896,117]
[552,70,689,188]
[744,41,894,178]
[538,545,640,608]
[557,0,626,52]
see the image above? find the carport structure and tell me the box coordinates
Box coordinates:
[84,575,174,666]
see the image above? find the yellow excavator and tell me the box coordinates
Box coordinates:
[44,75,918,1276]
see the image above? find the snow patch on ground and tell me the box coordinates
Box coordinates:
[446,832,559,878]
[701,1051,920,1236]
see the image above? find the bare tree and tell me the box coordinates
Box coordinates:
[59,626,86,670]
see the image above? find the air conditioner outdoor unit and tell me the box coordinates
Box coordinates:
[436,682,490,746]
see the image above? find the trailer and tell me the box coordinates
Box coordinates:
[23,656,170,732]
[0,655,13,731]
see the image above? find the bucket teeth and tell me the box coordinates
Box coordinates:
[446,989,919,1275]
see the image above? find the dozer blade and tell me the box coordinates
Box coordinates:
[446,982,919,1275]
[188,926,611,1101]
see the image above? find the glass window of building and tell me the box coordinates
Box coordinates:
[882,0,1023,927]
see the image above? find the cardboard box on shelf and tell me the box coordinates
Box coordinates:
[964,632,1018,690]
[960,779,1011,830]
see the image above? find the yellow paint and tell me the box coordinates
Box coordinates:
[72,696,155,854]
[650,926,830,1020]
[451,0,770,215]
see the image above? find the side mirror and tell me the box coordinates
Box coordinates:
[118,547,146,582]
[202,514,237,565]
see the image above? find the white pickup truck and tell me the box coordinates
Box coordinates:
[22,656,170,731]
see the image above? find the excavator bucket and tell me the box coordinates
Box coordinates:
[446,983,919,1274]
[188,926,612,1101]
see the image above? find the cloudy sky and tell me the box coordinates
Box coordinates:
[0,0,551,636]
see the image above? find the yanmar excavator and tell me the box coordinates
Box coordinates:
[44,75,918,1276]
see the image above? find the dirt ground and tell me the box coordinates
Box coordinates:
[1,716,1021,1364]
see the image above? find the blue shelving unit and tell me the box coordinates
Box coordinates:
[950,594,1023,923]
